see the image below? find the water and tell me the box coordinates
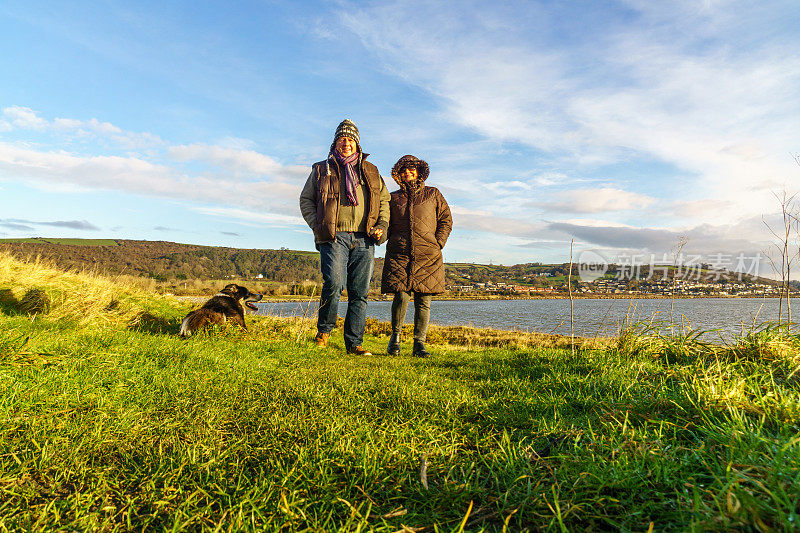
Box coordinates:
[256,297,800,339]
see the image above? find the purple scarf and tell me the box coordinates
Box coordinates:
[333,151,360,206]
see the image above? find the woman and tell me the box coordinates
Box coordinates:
[381,155,452,357]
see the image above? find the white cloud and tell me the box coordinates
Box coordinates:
[449,204,544,238]
[555,218,634,228]
[542,214,781,260]
[338,0,800,228]
[0,141,304,218]
[168,143,308,179]
[532,188,656,213]
[485,180,532,194]
[2,106,163,149]
[533,173,570,187]
[192,206,306,227]
[450,205,491,217]
[671,198,735,219]
[53,117,122,135]
[4,106,49,130]
[0,217,100,231]
[0,107,316,223]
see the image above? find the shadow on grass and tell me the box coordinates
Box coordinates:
[427,347,590,383]
[418,346,720,448]
[0,288,52,316]
[129,311,182,335]
[0,288,19,315]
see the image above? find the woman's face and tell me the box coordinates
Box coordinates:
[401,166,418,182]
[335,136,357,157]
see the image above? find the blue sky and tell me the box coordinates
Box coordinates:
[1,0,799,273]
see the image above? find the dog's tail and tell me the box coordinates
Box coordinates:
[179,312,194,337]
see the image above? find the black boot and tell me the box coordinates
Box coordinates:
[412,340,430,358]
[387,333,401,355]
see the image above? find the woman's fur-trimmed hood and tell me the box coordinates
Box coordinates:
[391,155,429,187]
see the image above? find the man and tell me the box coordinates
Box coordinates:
[299,119,390,355]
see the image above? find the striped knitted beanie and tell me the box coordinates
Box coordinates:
[333,119,360,146]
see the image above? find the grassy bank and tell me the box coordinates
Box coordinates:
[1,253,798,531]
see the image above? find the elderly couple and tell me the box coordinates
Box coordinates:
[299,119,452,357]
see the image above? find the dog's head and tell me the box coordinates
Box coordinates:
[220,284,263,310]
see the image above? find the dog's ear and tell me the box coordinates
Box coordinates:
[221,284,237,294]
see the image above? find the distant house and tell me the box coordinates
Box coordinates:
[448,285,473,292]
[530,287,555,293]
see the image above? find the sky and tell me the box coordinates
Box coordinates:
[1,0,799,276]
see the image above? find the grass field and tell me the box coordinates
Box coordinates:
[1,252,798,531]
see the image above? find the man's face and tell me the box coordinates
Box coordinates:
[336,136,357,157]
[401,166,418,182]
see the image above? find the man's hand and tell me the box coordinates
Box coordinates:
[369,227,384,240]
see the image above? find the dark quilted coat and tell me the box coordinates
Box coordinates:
[381,155,452,294]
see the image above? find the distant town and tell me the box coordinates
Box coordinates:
[446,278,796,297]
[444,261,799,298]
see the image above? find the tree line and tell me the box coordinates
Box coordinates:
[1,240,322,283]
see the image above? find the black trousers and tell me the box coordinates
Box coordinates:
[390,291,432,342]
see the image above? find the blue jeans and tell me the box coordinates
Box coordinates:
[317,232,374,349]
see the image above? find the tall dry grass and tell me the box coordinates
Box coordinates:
[0,251,184,327]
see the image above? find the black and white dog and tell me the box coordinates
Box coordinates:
[179,284,263,337]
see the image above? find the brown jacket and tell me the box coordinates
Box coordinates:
[381,156,452,294]
[299,153,390,244]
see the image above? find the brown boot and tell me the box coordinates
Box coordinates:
[314,332,330,347]
[346,345,373,356]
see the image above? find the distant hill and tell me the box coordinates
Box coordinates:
[0,237,779,289]
[0,238,324,284]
